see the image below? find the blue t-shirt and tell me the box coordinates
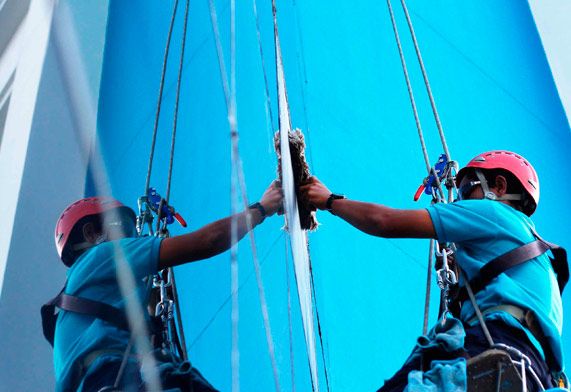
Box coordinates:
[427,199,564,370]
[53,236,162,392]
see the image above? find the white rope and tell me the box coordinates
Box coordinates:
[386,0,446,201]
[399,0,451,161]
[208,2,281,390]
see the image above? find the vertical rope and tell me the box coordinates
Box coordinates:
[165,0,190,203]
[399,0,451,161]
[386,0,445,200]
[144,0,180,195]
[208,2,281,390]
[422,240,435,335]
[229,1,241,389]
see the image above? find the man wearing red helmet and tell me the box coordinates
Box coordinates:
[301,151,568,391]
[43,182,283,391]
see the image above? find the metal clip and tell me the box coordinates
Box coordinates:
[136,188,187,237]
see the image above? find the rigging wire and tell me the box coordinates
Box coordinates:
[208,1,281,390]
[252,0,277,152]
[290,0,314,169]
[308,248,330,391]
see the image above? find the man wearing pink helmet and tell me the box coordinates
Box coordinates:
[301,150,568,391]
[43,182,283,391]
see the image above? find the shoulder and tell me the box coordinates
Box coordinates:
[426,200,526,244]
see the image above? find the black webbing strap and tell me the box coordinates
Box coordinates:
[457,240,549,302]
[41,291,130,347]
[456,237,569,303]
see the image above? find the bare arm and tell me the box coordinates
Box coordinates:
[159,182,283,269]
[300,177,436,239]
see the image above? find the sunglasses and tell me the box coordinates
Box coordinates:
[456,180,481,201]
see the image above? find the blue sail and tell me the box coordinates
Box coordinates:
[96,1,571,390]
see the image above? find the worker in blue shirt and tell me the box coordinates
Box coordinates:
[301,150,568,391]
[44,181,283,392]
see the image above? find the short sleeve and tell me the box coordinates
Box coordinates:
[426,200,502,244]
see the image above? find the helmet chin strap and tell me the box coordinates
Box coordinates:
[474,169,522,201]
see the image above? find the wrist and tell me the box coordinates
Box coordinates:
[326,193,346,213]
[249,202,267,222]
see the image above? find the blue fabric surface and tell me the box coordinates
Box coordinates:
[53,236,162,392]
[426,199,564,370]
[405,358,467,392]
[402,317,467,391]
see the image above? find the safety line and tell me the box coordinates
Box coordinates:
[386,0,445,201]
[144,0,180,195]
[399,0,451,161]
[165,0,190,203]
[208,2,281,390]
[166,0,191,362]
[422,239,435,335]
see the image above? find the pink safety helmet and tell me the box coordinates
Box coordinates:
[456,150,540,215]
[55,197,136,264]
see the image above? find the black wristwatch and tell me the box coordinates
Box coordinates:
[326,193,346,212]
[249,202,267,221]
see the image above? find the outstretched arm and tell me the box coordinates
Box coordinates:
[159,182,283,269]
[300,177,435,239]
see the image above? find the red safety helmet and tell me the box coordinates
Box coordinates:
[456,150,540,215]
[55,197,136,264]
